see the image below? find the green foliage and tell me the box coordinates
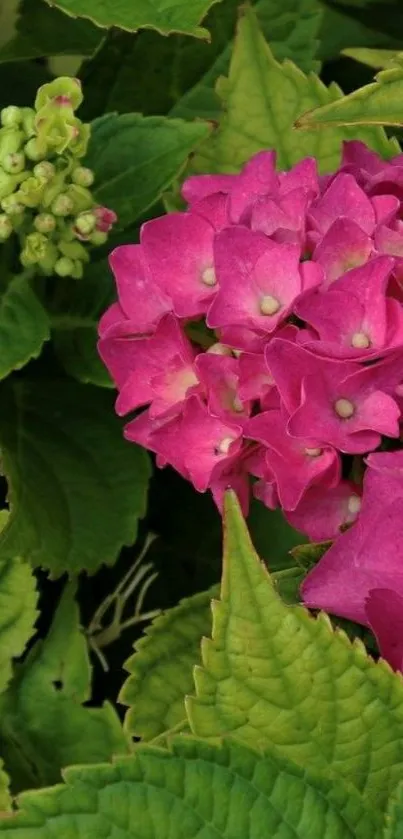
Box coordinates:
[296,54,403,128]
[0,276,49,381]
[191,6,398,176]
[86,113,211,229]
[0,379,151,575]
[0,584,128,792]
[342,47,400,68]
[0,737,381,838]
[188,494,403,809]
[45,0,223,38]
[0,0,101,63]
[0,761,10,813]
[384,783,403,839]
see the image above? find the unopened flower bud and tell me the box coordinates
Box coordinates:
[69,120,90,158]
[58,239,88,261]
[74,211,96,238]
[25,137,46,161]
[33,161,55,181]
[72,166,94,187]
[55,256,75,277]
[3,152,25,174]
[71,259,84,280]
[35,77,83,113]
[52,193,74,216]
[38,242,58,275]
[0,127,24,158]
[0,214,13,240]
[0,167,23,200]
[1,194,24,215]
[1,106,22,127]
[21,107,35,137]
[17,175,46,208]
[34,212,56,234]
[66,184,93,213]
[20,232,50,266]
[90,230,108,246]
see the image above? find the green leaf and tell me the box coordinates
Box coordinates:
[342,47,400,69]
[173,0,323,121]
[0,276,49,382]
[0,584,128,793]
[296,55,403,129]
[318,5,403,63]
[384,782,403,838]
[45,0,223,38]
[0,379,151,575]
[0,737,381,837]
[192,6,398,175]
[188,492,403,809]
[0,761,10,813]
[0,0,101,63]
[0,512,38,697]
[85,113,211,230]
[49,258,114,387]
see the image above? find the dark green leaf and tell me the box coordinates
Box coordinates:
[0,0,101,63]
[0,276,50,381]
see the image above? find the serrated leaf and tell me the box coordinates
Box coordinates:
[0,276,49,381]
[85,113,211,230]
[384,782,403,838]
[48,258,114,387]
[188,492,403,809]
[296,55,403,128]
[45,0,223,38]
[0,584,128,792]
[0,512,38,697]
[192,6,398,175]
[0,0,101,63]
[0,378,151,575]
[121,567,304,742]
[0,736,381,838]
[342,47,400,69]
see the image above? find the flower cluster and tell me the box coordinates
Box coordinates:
[0,77,116,278]
[98,141,403,542]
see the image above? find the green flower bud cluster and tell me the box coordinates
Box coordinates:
[0,77,116,278]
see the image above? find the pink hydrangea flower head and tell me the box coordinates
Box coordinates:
[286,480,362,541]
[312,219,373,286]
[108,244,171,334]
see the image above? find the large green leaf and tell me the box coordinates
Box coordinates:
[0,379,151,575]
[45,0,223,37]
[0,585,128,793]
[85,113,210,230]
[188,493,403,809]
[192,6,398,175]
[296,55,403,128]
[0,512,38,697]
[0,0,101,63]
[384,782,403,838]
[0,276,49,382]
[0,737,380,837]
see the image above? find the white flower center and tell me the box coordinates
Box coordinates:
[207,342,232,356]
[351,331,370,349]
[260,294,280,316]
[305,447,322,457]
[232,396,244,413]
[347,495,361,515]
[201,266,217,287]
[334,398,355,419]
[217,436,235,455]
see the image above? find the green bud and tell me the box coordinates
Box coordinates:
[1,194,24,215]
[33,161,55,181]
[0,127,24,158]
[0,167,24,200]
[74,211,96,237]
[35,111,76,155]
[20,232,50,266]
[21,107,35,138]
[35,77,83,113]
[58,238,88,261]
[52,193,74,216]
[17,175,46,208]
[41,171,67,209]
[25,137,47,161]
[72,166,94,187]
[3,152,25,174]
[55,255,75,277]
[34,212,56,234]
[38,242,58,275]
[70,120,90,158]
[0,214,13,241]
[66,184,92,213]
[90,230,108,246]
[1,106,22,128]
[71,259,84,280]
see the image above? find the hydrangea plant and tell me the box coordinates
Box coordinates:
[1,0,403,837]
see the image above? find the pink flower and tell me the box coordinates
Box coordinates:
[287,480,362,541]
[107,245,171,334]
[195,353,251,425]
[94,206,117,233]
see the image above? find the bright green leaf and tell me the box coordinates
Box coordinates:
[188,492,403,809]
[85,113,211,229]
[0,761,10,813]
[0,0,101,63]
[0,276,49,382]
[296,55,403,128]
[45,0,223,38]
[192,6,398,175]
[0,512,38,697]
[0,737,381,838]
[384,782,403,838]
[0,584,128,793]
[0,378,151,575]
[342,47,400,69]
